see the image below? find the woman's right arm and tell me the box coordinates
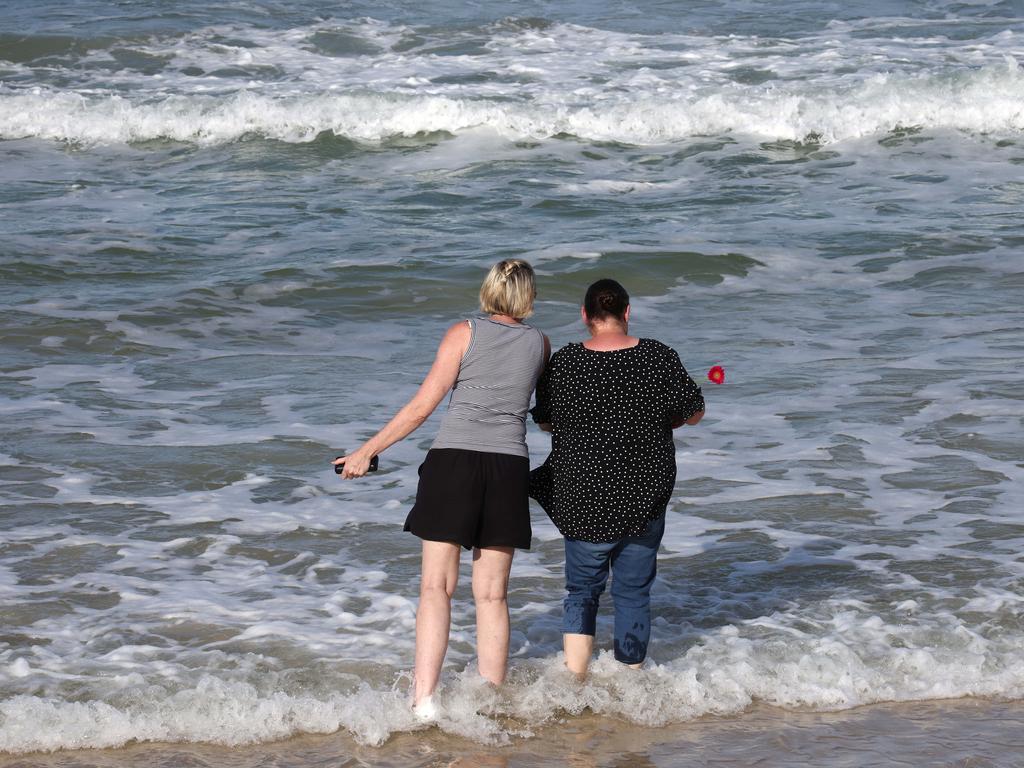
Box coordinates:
[531,340,554,432]
[334,321,471,478]
[536,334,553,431]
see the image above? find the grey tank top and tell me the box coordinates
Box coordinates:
[432,317,547,458]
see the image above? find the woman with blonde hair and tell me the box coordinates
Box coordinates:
[336,259,549,717]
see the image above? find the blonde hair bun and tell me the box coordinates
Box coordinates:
[479,259,536,320]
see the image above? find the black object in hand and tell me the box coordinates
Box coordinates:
[334,455,379,474]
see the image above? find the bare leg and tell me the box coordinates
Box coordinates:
[471,545,514,686]
[563,633,594,678]
[413,540,461,707]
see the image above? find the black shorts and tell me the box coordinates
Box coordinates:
[404,448,532,550]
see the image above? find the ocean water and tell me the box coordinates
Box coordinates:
[1,0,1024,757]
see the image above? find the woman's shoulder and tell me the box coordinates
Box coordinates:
[440,319,474,351]
[538,342,581,372]
[445,318,475,336]
[550,341,586,359]
[637,338,685,367]
[639,337,678,354]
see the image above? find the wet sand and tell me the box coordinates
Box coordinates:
[2,698,1022,768]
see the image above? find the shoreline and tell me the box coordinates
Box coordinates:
[2,697,1022,768]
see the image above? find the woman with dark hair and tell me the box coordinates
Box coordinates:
[530,278,704,677]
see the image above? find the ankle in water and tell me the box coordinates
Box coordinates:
[412,695,438,722]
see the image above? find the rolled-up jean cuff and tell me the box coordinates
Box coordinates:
[562,597,598,635]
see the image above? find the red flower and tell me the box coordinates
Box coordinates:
[708,365,725,384]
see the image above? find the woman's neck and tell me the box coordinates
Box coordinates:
[488,313,522,325]
[583,321,639,351]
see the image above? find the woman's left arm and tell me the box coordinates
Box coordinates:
[665,347,705,430]
[334,322,470,478]
[536,333,553,431]
[671,409,704,428]
[531,338,554,432]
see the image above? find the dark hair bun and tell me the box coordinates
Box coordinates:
[584,279,629,322]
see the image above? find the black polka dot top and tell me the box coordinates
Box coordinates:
[529,338,705,542]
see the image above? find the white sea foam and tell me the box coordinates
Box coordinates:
[2,609,1024,754]
[3,10,1024,756]
[2,19,1022,146]
[0,678,416,753]
[3,64,1022,146]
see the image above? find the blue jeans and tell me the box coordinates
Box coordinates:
[562,515,666,665]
